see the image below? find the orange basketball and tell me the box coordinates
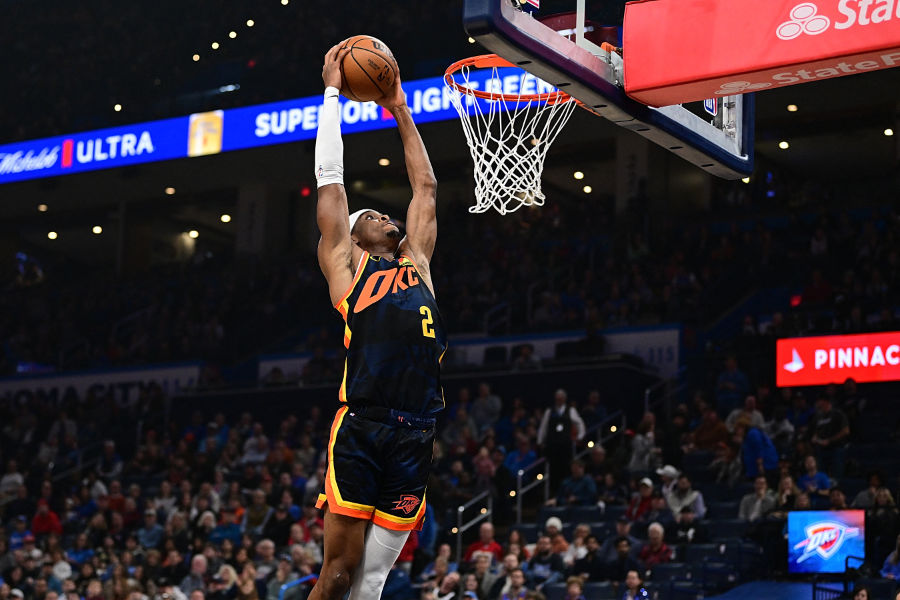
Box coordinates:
[339,35,397,103]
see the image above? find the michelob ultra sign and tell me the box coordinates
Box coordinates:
[777,331,900,386]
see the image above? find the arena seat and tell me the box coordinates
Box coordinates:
[568,505,604,523]
[538,506,568,526]
[512,523,539,543]
[583,581,615,599]
[707,501,740,519]
[709,519,748,541]
[542,583,567,600]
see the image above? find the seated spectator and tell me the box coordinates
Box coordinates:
[666,506,708,547]
[265,556,300,600]
[725,395,765,433]
[604,537,642,584]
[550,460,597,507]
[655,465,679,497]
[498,569,527,600]
[639,493,675,528]
[597,473,629,507]
[137,509,164,549]
[525,536,564,588]
[599,518,642,563]
[882,534,900,580]
[689,408,730,453]
[563,523,592,567]
[32,500,63,538]
[797,456,831,501]
[543,517,569,555]
[464,522,504,565]
[621,569,650,600]
[626,414,657,472]
[180,554,208,597]
[471,554,496,599]
[851,473,883,509]
[571,535,605,581]
[511,344,541,371]
[764,406,796,454]
[808,394,850,478]
[242,490,273,537]
[504,434,537,476]
[868,488,900,560]
[664,475,706,519]
[563,575,586,600]
[626,478,654,521]
[733,418,779,482]
[486,554,521,600]
[787,391,815,433]
[710,442,742,488]
[738,476,776,522]
[829,487,849,510]
[637,523,672,569]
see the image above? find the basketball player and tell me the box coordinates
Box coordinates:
[309,43,444,600]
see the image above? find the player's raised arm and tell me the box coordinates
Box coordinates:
[316,44,355,305]
[379,74,437,264]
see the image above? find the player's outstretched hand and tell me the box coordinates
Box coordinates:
[377,70,407,110]
[322,42,349,90]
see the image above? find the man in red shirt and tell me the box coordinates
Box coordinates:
[638,522,672,569]
[463,522,504,564]
[31,499,62,537]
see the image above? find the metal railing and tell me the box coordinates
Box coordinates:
[483,302,511,335]
[643,366,687,416]
[574,410,626,463]
[453,490,494,566]
[514,457,550,524]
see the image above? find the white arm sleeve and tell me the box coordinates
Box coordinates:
[315,86,344,188]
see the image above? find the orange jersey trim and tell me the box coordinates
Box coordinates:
[321,406,375,520]
[335,251,369,319]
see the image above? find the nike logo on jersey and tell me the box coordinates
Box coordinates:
[353,266,420,313]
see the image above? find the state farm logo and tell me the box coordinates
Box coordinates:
[777,3,831,40]
[715,81,772,95]
[793,521,859,562]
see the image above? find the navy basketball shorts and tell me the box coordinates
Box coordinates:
[316,404,434,531]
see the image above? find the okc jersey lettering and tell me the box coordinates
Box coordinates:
[354,266,420,313]
[335,252,447,415]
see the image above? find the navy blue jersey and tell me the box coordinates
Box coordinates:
[334,251,447,414]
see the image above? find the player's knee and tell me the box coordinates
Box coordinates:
[319,563,354,599]
[359,569,387,597]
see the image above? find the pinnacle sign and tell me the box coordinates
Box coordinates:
[776,331,900,387]
[623,0,900,106]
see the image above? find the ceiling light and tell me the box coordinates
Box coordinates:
[778,141,790,150]
[787,104,798,112]
[573,171,584,180]
[92,226,103,235]
[742,177,750,184]
[211,42,220,50]
[281,0,289,5]
[246,19,255,27]
[885,128,895,137]
[583,185,592,193]
[467,37,476,44]
[229,31,237,39]
[114,104,122,112]
[220,214,232,223]
[165,187,176,195]
[188,230,199,239]
[47,231,58,240]
[378,158,390,166]
[192,54,200,62]
[37,204,48,212]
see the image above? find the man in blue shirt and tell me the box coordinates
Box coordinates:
[716,356,749,418]
[136,509,165,549]
[8,516,31,550]
[734,418,778,484]
[797,455,831,502]
[553,460,598,507]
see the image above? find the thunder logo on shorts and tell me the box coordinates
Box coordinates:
[316,252,446,530]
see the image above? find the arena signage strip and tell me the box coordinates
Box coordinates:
[0,69,528,185]
[776,331,900,386]
[623,0,900,106]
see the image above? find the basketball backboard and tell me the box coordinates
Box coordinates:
[462,0,755,179]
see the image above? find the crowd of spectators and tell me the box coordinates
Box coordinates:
[2,352,899,600]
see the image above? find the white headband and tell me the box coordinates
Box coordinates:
[348,208,376,234]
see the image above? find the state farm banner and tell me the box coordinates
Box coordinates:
[623,0,900,106]
[777,331,900,387]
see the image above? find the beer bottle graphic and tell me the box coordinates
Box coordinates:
[188,110,224,157]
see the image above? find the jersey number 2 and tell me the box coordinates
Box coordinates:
[420,306,435,338]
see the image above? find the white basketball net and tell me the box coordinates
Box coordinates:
[445,60,577,215]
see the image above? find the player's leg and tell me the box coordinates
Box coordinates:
[347,523,410,600]
[308,505,368,600]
